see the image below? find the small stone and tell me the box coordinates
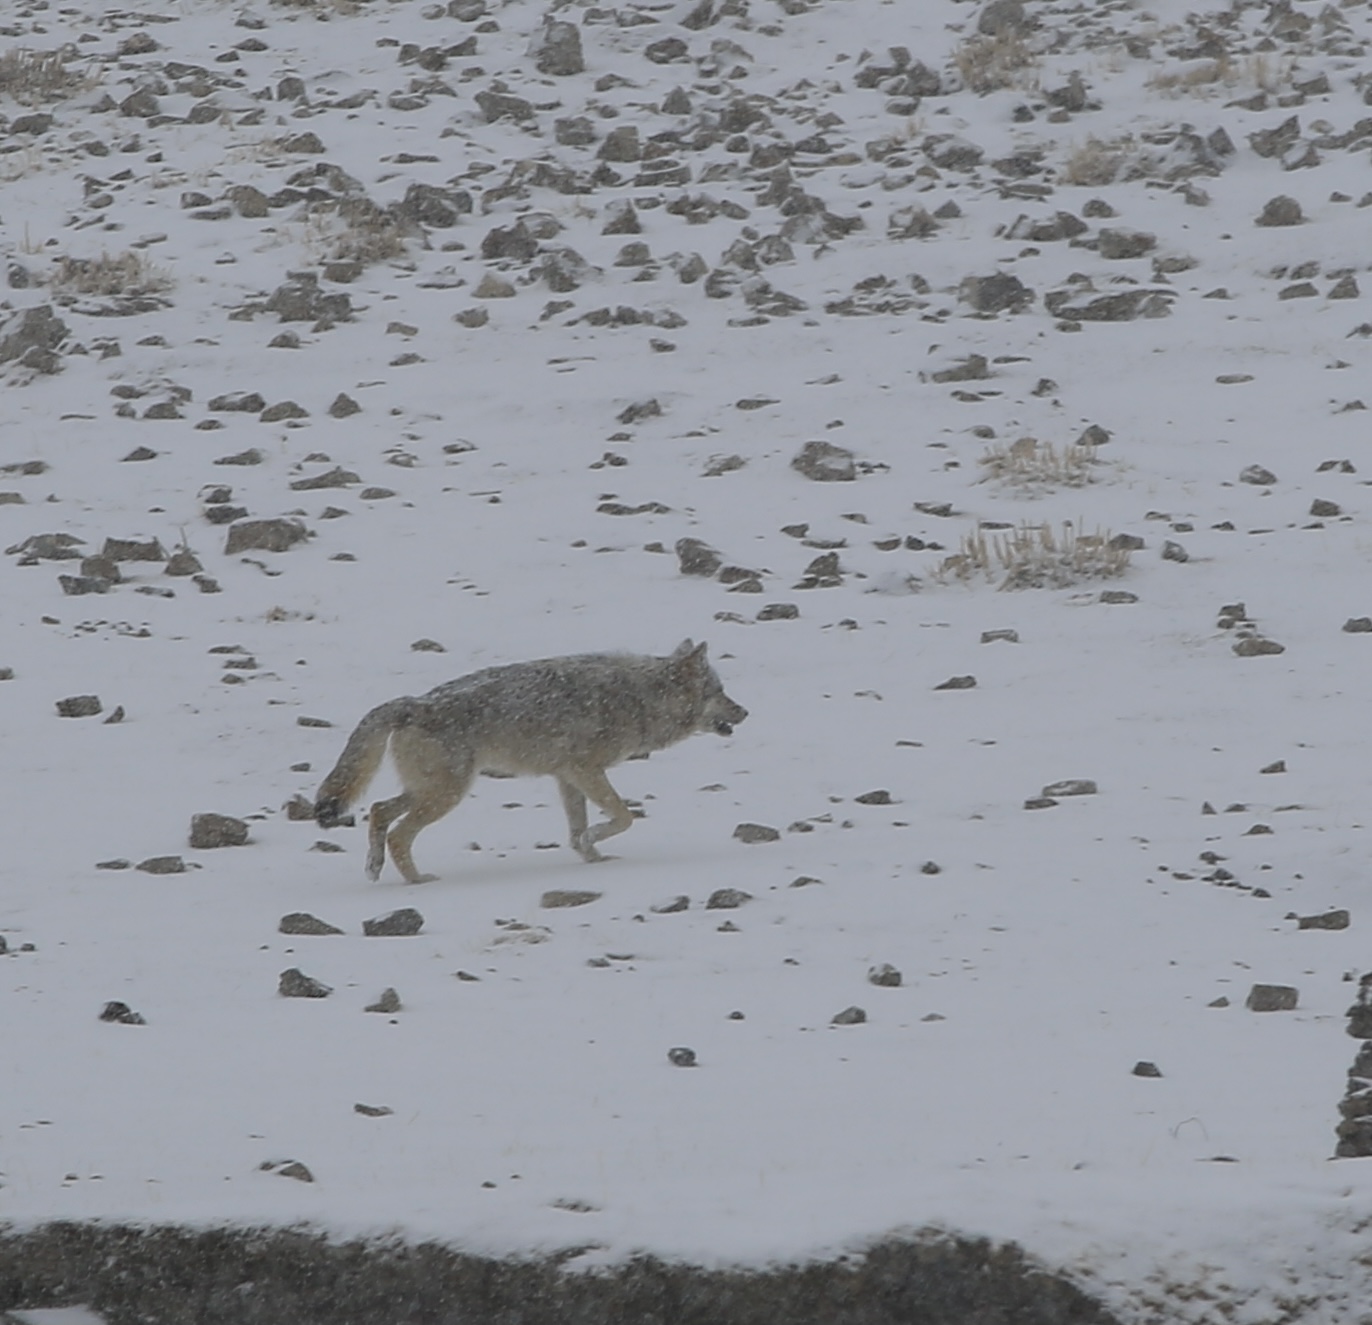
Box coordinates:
[757,603,799,621]
[1297,909,1350,930]
[1240,465,1277,485]
[1041,779,1097,797]
[675,536,723,577]
[706,887,754,909]
[1097,228,1157,260]
[136,855,186,874]
[1246,983,1298,1012]
[1261,760,1286,773]
[225,518,308,555]
[96,859,131,870]
[189,812,249,849]
[832,1005,867,1026]
[328,393,361,418]
[1099,590,1138,604]
[99,1001,146,1025]
[365,987,402,1013]
[854,789,893,805]
[354,1103,394,1117]
[981,629,1019,644]
[935,675,977,690]
[279,968,332,998]
[1342,618,1372,634]
[362,908,424,936]
[867,963,902,988]
[278,912,344,936]
[731,823,779,844]
[56,695,102,718]
[1208,996,1230,1008]
[1310,498,1341,518]
[1255,195,1303,227]
[651,895,691,914]
[1132,1060,1163,1078]
[791,440,856,483]
[1161,540,1189,563]
[1233,638,1286,657]
[540,889,602,909]
[275,1161,314,1182]
[668,1046,697,1067]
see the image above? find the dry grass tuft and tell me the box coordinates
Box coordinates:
[1058,134,1135,187]
[978,438,1101,492]
[938,520,1131,590]
[49,250,174,299]
[950,32,1040,95]
[0,46,90,105]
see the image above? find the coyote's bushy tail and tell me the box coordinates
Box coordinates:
[314,698,414,827]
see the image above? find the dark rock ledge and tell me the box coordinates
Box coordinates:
[0,1223,1120,1325]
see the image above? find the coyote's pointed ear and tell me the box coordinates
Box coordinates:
[671,638,696,660]
[671,638,708,668]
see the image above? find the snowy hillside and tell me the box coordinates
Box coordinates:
[3,0,1372,1318]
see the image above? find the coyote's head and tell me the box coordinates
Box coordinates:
[672,638,748,736]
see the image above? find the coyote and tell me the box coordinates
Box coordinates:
[314,640,747,882]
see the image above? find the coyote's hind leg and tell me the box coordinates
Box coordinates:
[367,792,411,881]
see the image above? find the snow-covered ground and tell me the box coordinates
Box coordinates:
[3,0,1372,1317]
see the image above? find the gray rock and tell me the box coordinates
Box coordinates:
[279,968,333,998]
[540,889,602,909]
[1255,195,1303,227]
[0,305,68,367]
[1048,289,1172,322]
[757,603,799,621]
[1162,541,1190,564]
[854,789,893,805]
[930,353,990,382]
[1097,228,1157,260]
[868,963,903,987]
[365,987,402,1013]
[1296,909,1350,930]
[56,695,103,718]
[732,822,779,844]
[1246,983,1298,1012]
[99,1000,146,1025]
[1233,637,1285,657]
[530,20,584,76]
[832,1005,867,1025]
[1240,464,1277,485]
[363,908,425,936]
[651,895,691,914]
[475,89,534,123]
[1342,617,1372,633]
[224,518,308,554]
[397,182,472,228]
[1131,1061,1163,1078]
[675,537,723,577]
[279,912,344,936]
[354,1102,394,1116]
[667,1046,697,1067]
[645,37,689,64]
[791,440,856,482]
[978,0,1029,35]
[935,675,977,690]
[598,126,641,163]
[189,813,249,849]
[707,887,754,908]
[959,274,1033,314]
[1041,779,1097,797]
[1310,498,1341,518]
[136,855,187,874]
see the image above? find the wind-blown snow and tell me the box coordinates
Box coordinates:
[2,0,1372,1318]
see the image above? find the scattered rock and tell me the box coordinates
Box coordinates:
[55,695,102,718]
[136,855,187,875]
[1255,195,1303,227]
[1296,909,1350,931]
[675,537,723,577]
[1240,464,1277,485]
[540,890,602,909]
[1131,1061,1163,1078]
[832,1006,867,1026]
[278,968,333,998]
[99,1001,146,1026]
[354,1103,394,1117]
[867,963,902,988]
[1246,984,1298,1012]
[278,912,344,936]
[365,987,402,1014]
[791,440,856,482]
[1233,637,1286,657]
[189,812,249,849]
[667,1046,697,1067]
[362,908,424,936]
[731,824,779,844]
[1041,779,1097,797]
[225,518,308,554]
[935,675,977,690]
[706,887,754,909]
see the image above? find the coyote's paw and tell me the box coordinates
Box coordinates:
[404,872,439,885]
